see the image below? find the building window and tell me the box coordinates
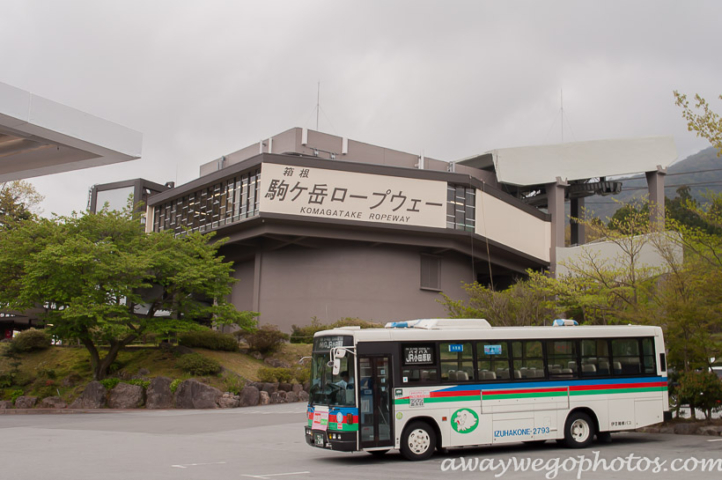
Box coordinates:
[420,255,441,291]
[447,184,475,231]
[153,168,261,234]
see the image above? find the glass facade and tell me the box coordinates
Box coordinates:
[446,184,476,231]
[152,169,260,234]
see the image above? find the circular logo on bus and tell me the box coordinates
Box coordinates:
[451,408,479,434]
[336,412,343,424]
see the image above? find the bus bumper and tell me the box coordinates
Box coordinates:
[305,427,357,452]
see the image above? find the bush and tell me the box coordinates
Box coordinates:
[10,389,24,403]
[241,325,289,355]
[176,353,222,376]
[223,376,244,395]
[677,370,722,420]
[257,365,310,384]
[127,379,150,389]
[178,329,239,352]
[11,329,51,352]
[170,379,182,393]
[291,317,382,343]
[100,378,120,390]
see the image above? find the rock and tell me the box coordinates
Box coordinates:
[108,383,145,409]
[146,377,174,409]
[699,425,722,436]
[262,383,279,394]
[278,382,292,392]
[285,391,298,403]
[270,391,287,404]
[0,400,13,409]
[658,425,675,434]
[40,396,67,409]
[298,391,309,402]
[73,381,107,409]
[61,374,82,388]
[175,379,222,409]
[251,352,264,361]
[14,396,37,409]
[259,391,270,405]
[292,384,303,394]
[303,381,310,393]
[218,393,241,409]
[673,423,699,435]
[239,386,260,407]
[137,368,150,376]
[247,381,264,390]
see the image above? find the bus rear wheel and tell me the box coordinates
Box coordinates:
[564,412,595,448]
[400,421,436,461]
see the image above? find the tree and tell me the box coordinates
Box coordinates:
[0,208,255,380]
[674,91,722,155]
[0,180,44,229]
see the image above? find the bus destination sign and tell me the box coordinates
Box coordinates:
[403,346,435,365]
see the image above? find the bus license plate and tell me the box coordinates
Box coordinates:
[315,433,324,447]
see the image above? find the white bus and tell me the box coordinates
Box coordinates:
[305,318,669,461]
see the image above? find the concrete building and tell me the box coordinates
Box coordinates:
[139,128,676,331]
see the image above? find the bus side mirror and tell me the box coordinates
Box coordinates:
[332,359,341,376]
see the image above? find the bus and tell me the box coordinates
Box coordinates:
[305,318,669,461]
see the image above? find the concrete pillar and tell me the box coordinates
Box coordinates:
[547,178,568,274]
[570,197,586,246]
[646,166,667,231]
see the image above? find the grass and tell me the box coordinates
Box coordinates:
[0,341,312,404]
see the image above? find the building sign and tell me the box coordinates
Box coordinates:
[260,163,447,229]
[403,346,435,365]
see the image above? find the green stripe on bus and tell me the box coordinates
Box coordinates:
[485,391,566,400]
[395,395,480,405]
[328,422,359,431]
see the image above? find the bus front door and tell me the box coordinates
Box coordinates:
[358,356,394,450]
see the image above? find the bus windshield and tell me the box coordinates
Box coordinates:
[309,342,356,407]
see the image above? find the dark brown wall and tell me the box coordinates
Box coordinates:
[228,242,474,331]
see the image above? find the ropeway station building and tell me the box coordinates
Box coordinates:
[92,128,677,331]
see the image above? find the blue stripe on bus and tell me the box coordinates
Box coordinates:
[435,376,666,392]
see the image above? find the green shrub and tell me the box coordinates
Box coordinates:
[241,325,289,355]
[176,353,222,376]
[677,370,722,420]
[11,329,51,352]
[0,373,13,388]
[291,317,382,343]
[100,378,120,390]
[223,376,245,395]
[257,365,310,384]
[170,379,182,393]
[127,379,150,389]
[10,389,24,403]
[178,329,239,352]
[36,364,57,380]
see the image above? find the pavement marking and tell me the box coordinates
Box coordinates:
[707,439,722,442]
[241,471,310,479]
[171,462,227,469]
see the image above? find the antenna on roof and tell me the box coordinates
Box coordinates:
[561,89,564,143]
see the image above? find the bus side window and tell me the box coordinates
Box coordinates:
[641,338,657,375]
[440,342,474,381]
[611,338,642,375]
[547,340,578,379]
[512,341,544,379]
[477,341,509,381]
[580,339,610,377]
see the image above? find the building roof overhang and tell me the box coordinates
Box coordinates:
[0,81,142,182]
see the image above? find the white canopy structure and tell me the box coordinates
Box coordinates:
[0,81,142,182]
[459,136,677,187]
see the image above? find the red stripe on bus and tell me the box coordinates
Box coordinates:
[570,382,666,391]
[430,390,480,398]
[484,387,567,396]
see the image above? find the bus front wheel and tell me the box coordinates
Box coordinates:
[563,412,595,448]
[400,421,436,461]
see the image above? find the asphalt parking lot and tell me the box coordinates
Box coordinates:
[1,404,721,480]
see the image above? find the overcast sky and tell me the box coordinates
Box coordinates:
[1,0,720,216]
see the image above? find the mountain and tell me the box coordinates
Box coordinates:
[584,147,722,221]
